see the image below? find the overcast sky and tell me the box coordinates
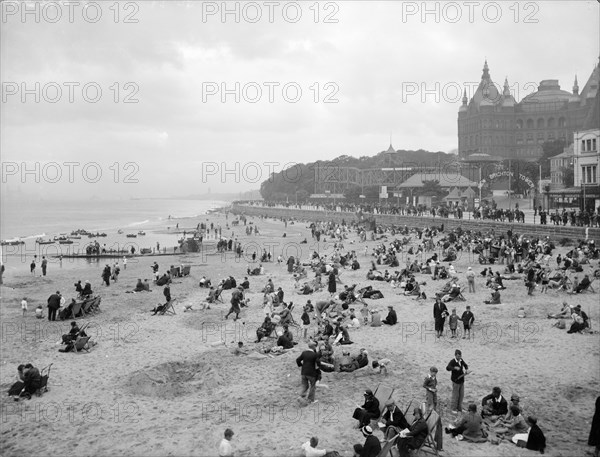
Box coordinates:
[1,0,598,200]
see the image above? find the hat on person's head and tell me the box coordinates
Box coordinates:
[308,341,317,349]
[385,399,395,406]
[511,394,520,402]
[468,403,477,412]
[364,389,373,396]
[527,415,538,425]
[430,366,438,373]
[388,305,393,309]
[413,407,423,416]
[466,305,471,309]
[361,425,373,437]
[468,267,472,270]
[85,280,90,284]
[492,386,501,394]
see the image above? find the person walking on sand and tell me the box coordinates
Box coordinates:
[446,349,469,413]
[30,258,36,275]
[296,341,320,405]
[466,267,475,292]
[218,428,235,457]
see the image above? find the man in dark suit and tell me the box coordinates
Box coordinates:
[353,389,380,428]
[47,291,62,321]
[380,399,410,439]
[433,296,448,338]
[446,349,469,412]
[296,341,320,404]
[397,408,428,457]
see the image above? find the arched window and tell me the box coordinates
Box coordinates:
[537,118,544,129]
[516,119,523,129]
[547,117,555,128]
[558,117,566,127]
[526,119,534,129]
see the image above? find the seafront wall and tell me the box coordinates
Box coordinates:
[231,204,600,243]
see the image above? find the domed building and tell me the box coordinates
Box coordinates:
[458,59,599,161]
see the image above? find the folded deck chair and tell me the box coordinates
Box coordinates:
[415,409,442,456]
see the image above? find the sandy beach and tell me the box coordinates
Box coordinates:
[1,211,598,457]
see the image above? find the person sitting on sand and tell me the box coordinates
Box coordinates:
[134,279,145,292]
[19,364,42,399]
[301,436,327,457]
[276,328,294,349]
[156,273,170,287]
[353,389,381,428]
[353,425,381,457]
[230,341,249,356]
[567,305,589,333]
[255,316,276,342]
[494,405,529,436]
[199,276,211,288]
[547,302,572,319]
[369,309,382,327]
[240,277,250,290]
[262,278,275,294]
[445,403,487,442]
[382,306,397,325]
[512,416,546,453]
[481,386,508,418]
[8,364,26,397]
[206,286,217,303]
[484,287,501,304]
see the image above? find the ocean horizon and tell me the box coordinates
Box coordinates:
[0,198,230,242]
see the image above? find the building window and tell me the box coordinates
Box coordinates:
[526,119,534,129]
[516,119,523,129]
[581,166,598,184]
[547,117,555,128]
[558,117,566,127]
[537,118,544,129]
[593,139,597,151]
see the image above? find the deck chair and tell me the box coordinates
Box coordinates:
[158,299,177,315]
[373,384,395,416]
[181,265,191,276]
[376,434,399,457]
[73,336,91,353]
[214,288,224,303]
[581,278,596,293]
[70,301,83,319]
[415,409,441,456]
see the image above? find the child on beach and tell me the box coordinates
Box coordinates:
[21,298,28,316]
[301,305,311,340]
[423,366,438,411]
[371,358,391,375]
[360,303,370,326]
[461,306,475,340]
[449,309,459,338]
[35,304,44,319]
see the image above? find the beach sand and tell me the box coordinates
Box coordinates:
[1,212,598,457]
